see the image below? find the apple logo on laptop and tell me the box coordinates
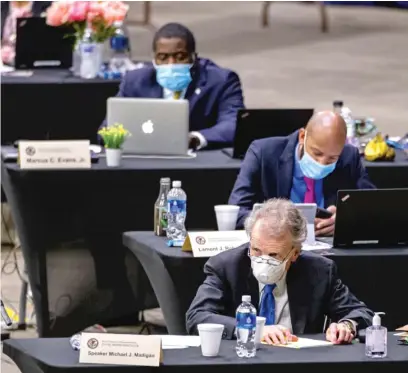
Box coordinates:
[141,120,154,134]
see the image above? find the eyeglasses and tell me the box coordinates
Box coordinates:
[248,248,294,265]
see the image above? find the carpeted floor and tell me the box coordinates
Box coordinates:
[126,1,408,135]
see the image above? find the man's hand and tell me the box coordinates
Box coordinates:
[326,322,354,344]
[315,205,336,236]
[188,134,200,151]
[262,325,298,345]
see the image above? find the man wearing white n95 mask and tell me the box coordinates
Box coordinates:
[186,199,373,345]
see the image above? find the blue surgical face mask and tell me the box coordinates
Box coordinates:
[154,63,192,92]
[298,133,337,180]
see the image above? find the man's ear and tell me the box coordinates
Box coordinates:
[298,128,306,146]
[291,247,301,262]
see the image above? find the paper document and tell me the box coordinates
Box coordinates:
[160,335,201,349]
[302,241,332,251]
[263,337,333,349]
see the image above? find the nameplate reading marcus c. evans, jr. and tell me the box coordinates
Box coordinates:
[18,140,91,169]
[182,230,248,257]
[79,333,162,367]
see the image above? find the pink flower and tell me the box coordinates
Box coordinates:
[99,1,129,25]
[87,1,105,23]
[46,1,72,27]
[106,1,129,22]
[68,1,89,23]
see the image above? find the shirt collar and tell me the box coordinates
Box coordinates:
[163,88,186,99]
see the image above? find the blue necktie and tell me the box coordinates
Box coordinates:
[259,284,276,325]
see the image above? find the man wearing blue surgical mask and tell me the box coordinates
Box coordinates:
[229,111,376,235]
[101,23,244,150]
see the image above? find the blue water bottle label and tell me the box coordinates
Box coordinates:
[168,200,186,214]
[82,45,95,54]
[236,312,256,330]
[110,35,129,50]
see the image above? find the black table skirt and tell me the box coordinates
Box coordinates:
[123,232,408,334]
[1,69,120,145]
[3,334,408,373]
[1,150,408,337]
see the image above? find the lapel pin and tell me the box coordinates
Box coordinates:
[195,88,201,95]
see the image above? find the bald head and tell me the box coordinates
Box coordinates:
[298,110,347,166]
[306,111,347,140]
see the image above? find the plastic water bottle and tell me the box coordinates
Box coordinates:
[109,21,132,78]
[333,100,360,148]
[166,181,187,246]
[236,295,257,358]
[80,28,98,79]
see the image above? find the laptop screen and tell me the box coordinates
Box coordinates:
[232,109,314,159]
[334,189,408,248]
[15,17,73,69]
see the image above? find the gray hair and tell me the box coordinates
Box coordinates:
[244,199,307,246]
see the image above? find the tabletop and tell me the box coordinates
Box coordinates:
[1,68,121,85]
[2,147,408,174]
[3,334,407,373]
[123,232,408,259]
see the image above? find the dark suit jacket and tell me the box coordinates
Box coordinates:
[186,245,373,339]
[104,57,244,148]
[1,1,52,39]
[229,131,376,228]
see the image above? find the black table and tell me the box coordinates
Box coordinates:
[0,151,240,338]
[1,149,407,337]
[123,232,408,335]
[1,69,120,145]
[3,334,407,373]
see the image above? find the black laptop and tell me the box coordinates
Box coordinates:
[333,189,408,248]
[225,108,314,159]
[15,17,73,69]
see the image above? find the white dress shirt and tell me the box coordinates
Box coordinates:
[259,273,293,333]
[259,276,357,334]
[162,88,207,149]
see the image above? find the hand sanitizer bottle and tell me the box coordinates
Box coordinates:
[365,312,387,358]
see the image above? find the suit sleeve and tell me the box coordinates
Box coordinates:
[198,71,244,146]
[353,147,376,189]
[326,261,374,331]
[186,258,236,339]
[228,143,262,229]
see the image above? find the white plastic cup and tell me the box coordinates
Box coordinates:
[214,205,239,231]
[197,323,224,357]
[254,316,266,349]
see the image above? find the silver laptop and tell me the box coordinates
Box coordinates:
[106,97,189,156]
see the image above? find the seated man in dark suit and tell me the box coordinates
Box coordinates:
[186,199,373,344]
[103,22,244,150]
[228,111,375,235]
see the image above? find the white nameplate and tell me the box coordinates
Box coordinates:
[18,140,91,169]
[182,230,248,257]
[79,333,162,367]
